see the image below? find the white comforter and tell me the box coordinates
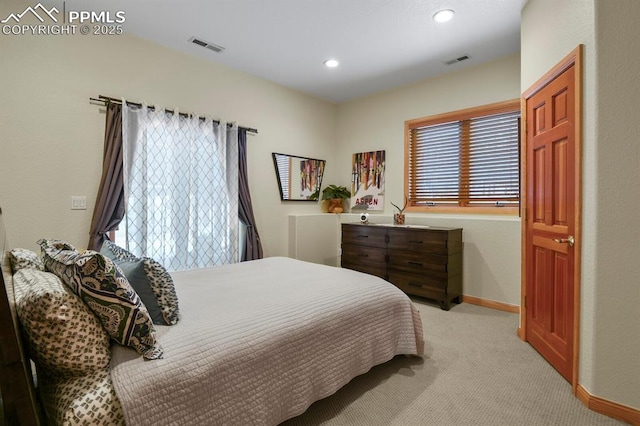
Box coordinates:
[110,257,424,425]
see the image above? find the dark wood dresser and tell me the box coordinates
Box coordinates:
[341,223,463,310]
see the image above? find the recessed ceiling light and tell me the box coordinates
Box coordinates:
[433,9,455,23]
[324,59,339,68]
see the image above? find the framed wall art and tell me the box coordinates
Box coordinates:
[351,150,385,211]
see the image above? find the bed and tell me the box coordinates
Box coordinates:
[0,208,424,425]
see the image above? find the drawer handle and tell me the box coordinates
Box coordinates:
[358,235,369,238]
[409,240,423,244]
[358,253,369,257]
[408,282,422,288]
[408,261,423,267]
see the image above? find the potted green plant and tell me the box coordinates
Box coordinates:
[321,184,351,213]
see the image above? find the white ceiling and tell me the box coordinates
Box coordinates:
[61,0,526,104]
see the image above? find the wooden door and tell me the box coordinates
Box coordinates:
[522,47,581,384]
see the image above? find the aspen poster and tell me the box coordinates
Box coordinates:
[351,150,385,210]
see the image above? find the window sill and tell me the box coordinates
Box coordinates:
[406,206,520,215]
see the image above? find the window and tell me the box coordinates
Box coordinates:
[405,99,521,214]
[273,153,291,199]
[121,104,239,271]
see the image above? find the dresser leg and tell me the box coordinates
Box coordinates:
[439,299,451,311]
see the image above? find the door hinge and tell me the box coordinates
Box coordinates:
[524,295,527,309]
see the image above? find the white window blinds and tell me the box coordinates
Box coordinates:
[408,109,520,208]
[274,153,291,199]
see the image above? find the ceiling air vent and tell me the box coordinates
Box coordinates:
[188,37,225,53]
[443,54,471,66]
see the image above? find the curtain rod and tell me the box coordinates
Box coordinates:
[89,95,258,134]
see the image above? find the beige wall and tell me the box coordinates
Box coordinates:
[522,0,640,411]
[0,22,337,257]
[334,55,523,306]
[591,0,640,410]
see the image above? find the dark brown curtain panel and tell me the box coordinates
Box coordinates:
[238,128,263,261]
[88,102,125,251]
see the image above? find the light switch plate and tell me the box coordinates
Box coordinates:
[71,196,87,210]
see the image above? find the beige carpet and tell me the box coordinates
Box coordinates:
[283,299,624,426]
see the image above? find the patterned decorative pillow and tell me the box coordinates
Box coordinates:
[77,252,164,359]
[101,241,180,325]
[38,368,125,426]
[12,269,111,375]
[38,239,80,290]
[8,248,45,272]
[40,242,163,360]
[101,240,137,262]
[142,257,180,325]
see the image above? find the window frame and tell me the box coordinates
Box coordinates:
[404,99,521,215]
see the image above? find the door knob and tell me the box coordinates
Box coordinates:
[553,235,575,247]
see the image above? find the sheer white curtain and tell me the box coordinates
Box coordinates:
[121,102,239,271]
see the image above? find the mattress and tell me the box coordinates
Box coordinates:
[110,256,424,425]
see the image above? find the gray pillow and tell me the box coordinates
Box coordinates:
[100,245,165,325]
[100,240,180,325]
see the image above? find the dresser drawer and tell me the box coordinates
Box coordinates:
[388,270,447,291]
[341,224,387,249]
[341,244,386,266]
[387,228,452,255]
[388,251,461,278]
[388,271,448,300]
[341,261,386,279]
